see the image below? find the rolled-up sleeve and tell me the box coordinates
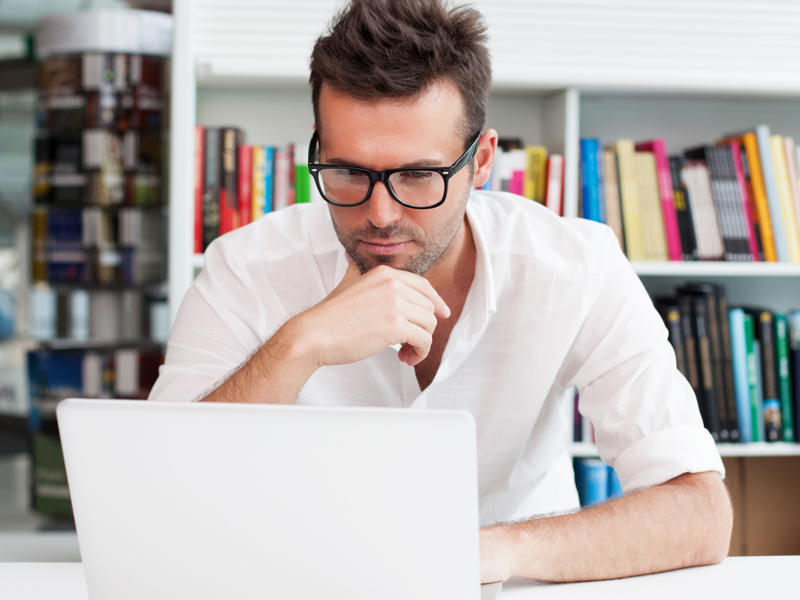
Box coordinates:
[562,226,724,492]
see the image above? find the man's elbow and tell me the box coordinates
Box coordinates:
[688,471,733,566]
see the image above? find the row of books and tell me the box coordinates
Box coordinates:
[38,53,165,132]
[656,284,800,444]
[31,206,164,286]
[29,287,169,344]
[194,126,320,253]
[574,458,624,507]
[479,140,564,216]
[580,126,800,262]
[27,347,163,420]
[34,129,163,206]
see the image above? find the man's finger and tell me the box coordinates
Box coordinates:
[389,269,451,319]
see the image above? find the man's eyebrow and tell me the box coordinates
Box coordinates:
[323,157,447,169]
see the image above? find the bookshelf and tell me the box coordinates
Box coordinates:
[170,0,800,556]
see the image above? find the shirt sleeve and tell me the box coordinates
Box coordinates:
[148,235,282,403]
[559,225,725,492]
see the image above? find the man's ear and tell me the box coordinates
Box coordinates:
[471,129,498,188]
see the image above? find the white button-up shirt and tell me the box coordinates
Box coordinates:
[150,191,724,525]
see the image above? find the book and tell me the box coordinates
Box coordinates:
[602,150,624,250]
[754,124,789,261]
[201,127,220,251]
[251,145,266,220]
[654,299,689,381]
[574,458,609,507]
[787,312,800,440]
[287,143,296,207]
[634,151,668,261]
[680,285,733,441]
[238,144,253,225]
[194,125,204,254]
[272,147,291,211]
[770,134,800,261]
[728,141,762,261]
[635,139,682,261]
[677,295,705,428]
[218,127,243,236]
[685,146,750,261]
[608,466,624,498]
[579,138,603,222]
[715,286,740,441]
[746,309,781,441]
[611,139,646,261]
[729,308,753,443]
[720,132,777,261]
[774,314,795,442]
[668,156,699,261]
[785,137,800,246]
[680,159,724,260]
[294,144,311,205]
[544,154,564,216]
[523,145,548,204]
[744,314,762,442]
[507,148,526,197]
[689,293,722,440]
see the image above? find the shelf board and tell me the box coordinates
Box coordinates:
[630,261,800,278]
[569,441,800,458]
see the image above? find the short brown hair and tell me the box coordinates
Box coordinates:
[309,0,491,147]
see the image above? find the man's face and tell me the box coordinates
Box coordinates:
[317,81,475,276]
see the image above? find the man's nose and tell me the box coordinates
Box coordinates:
[365,181,404,229]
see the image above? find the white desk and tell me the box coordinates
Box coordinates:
[1,556,796,599]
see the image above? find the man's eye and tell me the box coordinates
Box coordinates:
[399,170,433,181]
[334,168,368,178]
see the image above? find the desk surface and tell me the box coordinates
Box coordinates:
[1,556,796,599]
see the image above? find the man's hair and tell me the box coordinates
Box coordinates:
[309,0,492,147]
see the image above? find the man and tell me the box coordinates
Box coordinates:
[150,0,732,583]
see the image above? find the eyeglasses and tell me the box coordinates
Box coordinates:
[307,130,481,209]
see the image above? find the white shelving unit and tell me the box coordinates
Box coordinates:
[167,0,800,557]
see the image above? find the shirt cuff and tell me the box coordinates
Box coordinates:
[611,425,725,492]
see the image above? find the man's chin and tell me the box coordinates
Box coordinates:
[352,250,426,276]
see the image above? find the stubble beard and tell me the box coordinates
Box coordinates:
[331,187,470,276]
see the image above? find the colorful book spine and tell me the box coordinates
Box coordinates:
[740,132,777,261]
[613,139,646,261]
[783,137,800,253]
[668,156,698,261]
[251,145,266,220]
[729,308,753,443]
[755,124,789,261]
[635,151,668,261]
[744,314,762,442]
[635,139,682,261]
[194,125,204,254]
[238,144,252,226]
[716,288,740,442]
[728,141,761,261]
[201,127,220,252]
[579,138,602,222]
[775,314,795,442]
[544,154,564,216]
[263,146,274,214]
[788,312,800,442]
[770,134,800,261]
[523,145,548,204]
[294,144,311,204]
[218,127,242,237]
[602,150,624,251]
[754,310,781,441]
[574,458,609,507]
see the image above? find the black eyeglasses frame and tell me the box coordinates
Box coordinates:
[307,130,482,209]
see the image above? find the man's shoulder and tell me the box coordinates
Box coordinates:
[468,190,618,272]
[205,201,339,267]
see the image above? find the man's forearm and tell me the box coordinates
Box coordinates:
[481,471,732,582]
[200,318,318,404]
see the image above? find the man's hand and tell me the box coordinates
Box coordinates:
[288,260,451,368]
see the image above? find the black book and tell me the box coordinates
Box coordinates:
[668,156,698,261]
[202,127,221,251]
[677,295,718,438]
[679,294,722,441]
[679,284,732,441]
[654,298,689,380]
[743,307,782,441]
[714,285,740,441]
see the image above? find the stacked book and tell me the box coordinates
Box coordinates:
[479,139,564,216]
[194,126,319,253]
[580,126,800,262]
[573,458,624,506]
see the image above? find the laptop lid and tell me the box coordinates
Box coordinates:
[57,399,482,600]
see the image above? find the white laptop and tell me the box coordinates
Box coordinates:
[57,399,502,600]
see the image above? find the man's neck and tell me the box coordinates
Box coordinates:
[424,216,477,300]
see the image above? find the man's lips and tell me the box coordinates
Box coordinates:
[361,240,410,255]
